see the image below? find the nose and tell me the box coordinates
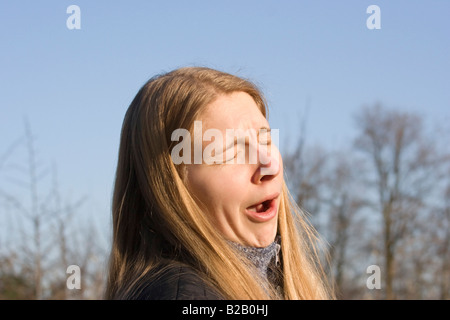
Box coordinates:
[252,144,281,183]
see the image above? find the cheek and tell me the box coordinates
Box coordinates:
[277,151,284,176]
[185,165,249,212]
[186,165,238,207]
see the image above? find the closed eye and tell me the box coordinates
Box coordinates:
[258,128,272,145]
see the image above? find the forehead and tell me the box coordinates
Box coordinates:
[200,92,268,131]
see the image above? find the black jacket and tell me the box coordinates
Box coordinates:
[136,263,223,300]
[135,238,282,300]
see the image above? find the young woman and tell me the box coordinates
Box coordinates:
[105,67,333,300]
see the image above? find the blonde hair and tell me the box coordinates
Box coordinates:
[105,67,333,299]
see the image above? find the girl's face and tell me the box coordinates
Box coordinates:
[184,92,283,247]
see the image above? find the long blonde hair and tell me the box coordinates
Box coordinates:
[105,67,333,299]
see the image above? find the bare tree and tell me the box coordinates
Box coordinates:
[318,152,369,299]
[353,104,448,299]
[0,120,107,299]
[284,144,328,219]
[282,109,363,299]
[0,119,51,299]
[428,169,450,299]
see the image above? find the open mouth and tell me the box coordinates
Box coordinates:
[247,199,272,213]
[245,193,279,222]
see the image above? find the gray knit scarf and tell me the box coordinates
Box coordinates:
[228,236,281,282]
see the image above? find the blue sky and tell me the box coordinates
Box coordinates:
[1,1,449,229]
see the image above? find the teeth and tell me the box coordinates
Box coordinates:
[248,202,266,213]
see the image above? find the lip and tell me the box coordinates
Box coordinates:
[245,192,280,223]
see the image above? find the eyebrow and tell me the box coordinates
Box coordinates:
[259,126,271,134]
[222,127,272,151]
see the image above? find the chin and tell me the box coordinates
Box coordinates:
[246,224,278,248]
